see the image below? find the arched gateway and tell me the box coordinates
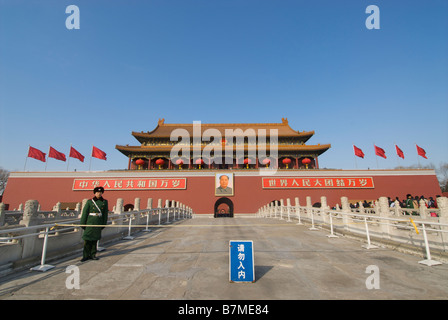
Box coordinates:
[214,197,234,218]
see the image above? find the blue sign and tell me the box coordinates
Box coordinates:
[229,240,255,283]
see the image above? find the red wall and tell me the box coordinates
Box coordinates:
[2,170,442,214]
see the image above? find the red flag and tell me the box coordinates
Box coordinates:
[28,146,46,162]
[353,145,365,158]
[69,146,85,162]
[416,145,427,159]
[92,146,107,160]
[395,145,404,159]
[48,146,66,162]
[374,145,387,159]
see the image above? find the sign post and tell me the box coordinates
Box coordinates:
[229,240,255,283]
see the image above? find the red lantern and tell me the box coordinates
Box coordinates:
[176,159,184,169]
[244,158,251,168]
[282,158,291,169]
[155,158,165,169]
[262,158,271,168]
[302,158,311,169]
[195,158,204,169]
[135,159,144,170]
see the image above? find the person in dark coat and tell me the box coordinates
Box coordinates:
[80,186,108,262]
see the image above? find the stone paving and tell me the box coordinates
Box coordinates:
[0,217,447,300]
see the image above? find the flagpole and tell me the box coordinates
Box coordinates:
[415,143,421,168]
[353,144,358,169]
[67,144,72,171]
[394,143,399,168]
[89,145,93,171]
[45,146,49,172]
[24,145,30,171]
[374,143,379,169]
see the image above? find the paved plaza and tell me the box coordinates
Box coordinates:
[0,217,447,300]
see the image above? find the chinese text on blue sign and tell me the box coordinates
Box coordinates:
[229,240,254,283]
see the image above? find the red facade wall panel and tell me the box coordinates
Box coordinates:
[2,170,442,214]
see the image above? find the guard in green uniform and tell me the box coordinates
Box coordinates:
[80,186,109,262]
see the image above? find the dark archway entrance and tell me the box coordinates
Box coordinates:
[124,203,134,212]
[214,197,234,218]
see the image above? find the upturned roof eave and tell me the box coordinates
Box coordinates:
[131,118,315,144]
[116,143,331,157]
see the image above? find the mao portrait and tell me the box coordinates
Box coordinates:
[215,173,234,196]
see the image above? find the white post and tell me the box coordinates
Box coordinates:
[147,198,153,210]
[134,198,141,211]
[327,212,339,238]
[158,199,162,225]
[166,200,170,224]
[97,240,105,252]
[378,197,392,239]
[295,197,302,225]
[280,199,284,220]
[341,197,351,232]
[273,202,277,218]
[309,208,318,231]
[286,198,291,222]
[114,198,123,214]
[418,223,442,266]
[306,196,312,218]
[30,227,55,272]
[123,214,135,240]
[438,197,448,246]
[143,199,153,232]
[362,216,378,249]
[394,200,400,216]
[143,209,152,232]
[419,199,428,219]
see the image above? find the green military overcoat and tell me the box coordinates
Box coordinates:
[80,197,109,241]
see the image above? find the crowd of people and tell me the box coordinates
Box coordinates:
[349,194,440,209]
[388,194,439,209]
[347,194,441,216]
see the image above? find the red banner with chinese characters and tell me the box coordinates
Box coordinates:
[262,177,374,189]
[73,178,187,191]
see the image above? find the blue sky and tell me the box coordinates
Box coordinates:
[1,0,447,172]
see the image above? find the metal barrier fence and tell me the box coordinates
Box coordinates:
[0,203,194,274]
[257,196,448,267]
